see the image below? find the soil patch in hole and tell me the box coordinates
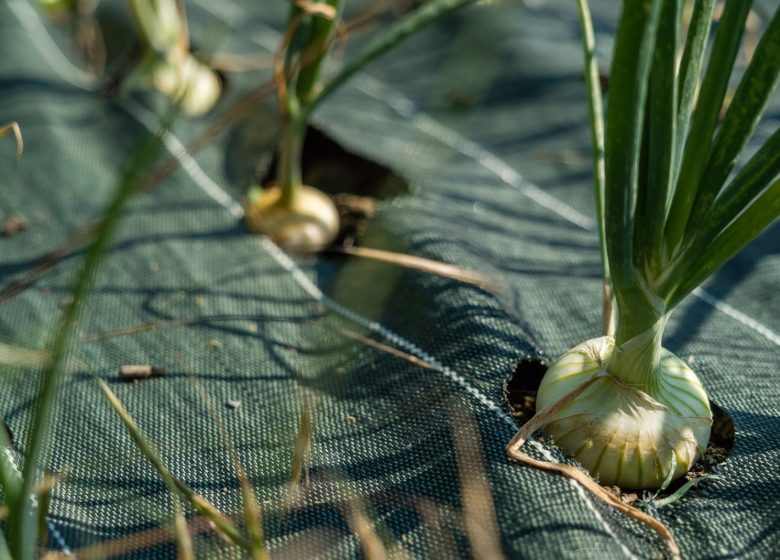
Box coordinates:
[260,126,410,247]
[504,356,735,504]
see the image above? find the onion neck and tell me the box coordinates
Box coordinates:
[278,111,306,208]
[607,291,668,396]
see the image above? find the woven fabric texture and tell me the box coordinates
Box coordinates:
[0,0,778,558]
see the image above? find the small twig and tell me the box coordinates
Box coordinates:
[338,328,439,371]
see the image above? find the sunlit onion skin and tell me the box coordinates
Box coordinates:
[245,185,340,251]
[125,0,222,116]
[536,336,712,489]
[150,54,222,116]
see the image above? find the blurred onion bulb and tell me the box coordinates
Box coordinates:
[536,335,712,489]
[245,185,340,251]
[125,0,221,116]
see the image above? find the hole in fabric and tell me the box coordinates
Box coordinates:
[261,126,410,247]
[263,126,410,200]
[503,353,548,426]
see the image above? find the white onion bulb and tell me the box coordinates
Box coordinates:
[536,336,712,489]
[245,185,340,251]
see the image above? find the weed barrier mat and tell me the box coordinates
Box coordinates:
[1,0,779,558]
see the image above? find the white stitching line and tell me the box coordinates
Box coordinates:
[119,100,246,219]
[692,288,780,346]
[125,80,637,559]
[351,76,597,230]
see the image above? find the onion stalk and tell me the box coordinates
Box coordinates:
[124,0,221,116]
[531,0,780,490]
[245,0,482,251]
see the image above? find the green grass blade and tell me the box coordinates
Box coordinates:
[665,0,751,254]
[177,484,250,549]
[239,469,267,560]
[296,0,344,104]
[173,507,195,560]
[99,381,195,559]
[9,110,175,559]
[309,0,480,112]
[686,6,780,231]
[675,0,716,173]
[604,0,662,331]
[0,424,20,507]
[668,176,780,308]
[99,380,180,503]
[640,0,680,274]
[574,0,609,286]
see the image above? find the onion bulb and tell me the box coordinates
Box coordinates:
[536,336,712,489]
[245,185,340,251]
[151,54,222,117]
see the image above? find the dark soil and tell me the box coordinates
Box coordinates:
[262,126,409,200]
[504,356,734,503]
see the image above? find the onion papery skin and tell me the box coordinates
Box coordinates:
[536,336,712,489]
[151,54,222,117]
[245,185,340,251]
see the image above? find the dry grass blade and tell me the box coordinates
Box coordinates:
[319,474,410,560]
[173,507,195,560]
[415,499,459,560]
[0,121,23,161]
[99,381,196,556]
[343,500,390,560]
[338,328,438,371]
[172,352,269,560]
[447,407,504,560]
[68,516,216,559]
[286,394,313,503]
[0,341,46,368]
[504,375,681,560]
[327,246,504,293]
[0,224,96,307]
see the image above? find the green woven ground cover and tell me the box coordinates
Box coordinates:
[0,0,779,557]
